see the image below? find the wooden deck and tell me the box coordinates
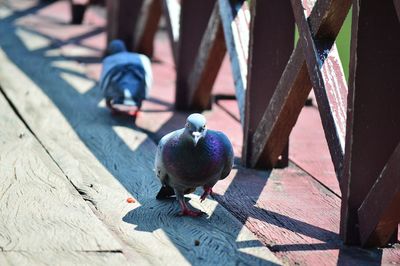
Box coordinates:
[0,0,399,265]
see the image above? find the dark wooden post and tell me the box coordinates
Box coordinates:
[340,0,400,245]
[106,0,144,51]
[134,0,163,58]
[242,0,294,168]
[69,0,93,25]
[175,0,215,110]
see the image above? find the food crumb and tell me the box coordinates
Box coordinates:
[194,240,200,246]
[126,197,135,203]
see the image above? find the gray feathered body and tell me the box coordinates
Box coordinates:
[155,129,234,192]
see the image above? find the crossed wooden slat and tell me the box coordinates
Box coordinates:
[108,0,400,248]
[250,0,350,173]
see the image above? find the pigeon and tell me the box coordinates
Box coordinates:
[155,113,234,216]
[99,39,152,116]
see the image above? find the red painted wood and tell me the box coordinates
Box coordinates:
[242,0,294,169]
[175,0,215,110]
[290,106,340,196]
[106,0,144,50]
[291,0,350,177]
[358,142,400,247]
[341,0,400,245]
[28,1,400,262]
[187,2,226,111]
[134,0,162,58]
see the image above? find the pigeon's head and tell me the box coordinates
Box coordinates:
[184,113,207,146]
[107,39,127,55]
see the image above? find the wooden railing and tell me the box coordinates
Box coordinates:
[72,0,400,248]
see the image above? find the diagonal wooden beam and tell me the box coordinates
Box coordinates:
[134,0,162,58]
[218,0,250,124]
[242,0,294,168]
[174,0,215,110]
[187,2,226,111]
[340,0,400,245]
[290,0,348,176]
[358,142,400,247]
[249,0,351,169]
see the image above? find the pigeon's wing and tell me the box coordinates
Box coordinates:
[155,130,181,185]
[215,131,234,180]
[155,134,169,185]
[155,130,181,199]
[156,185,175,199]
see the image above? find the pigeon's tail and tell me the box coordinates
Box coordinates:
[156,185,175,199]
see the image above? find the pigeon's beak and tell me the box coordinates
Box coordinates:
[192,132,202,146]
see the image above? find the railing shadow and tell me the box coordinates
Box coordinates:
[0,1,278,265]
[0,1,390,265]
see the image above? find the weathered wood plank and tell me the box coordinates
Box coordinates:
[134,0,162,58]
[249,0,351,170]
[291,0,349,177]
[213,163,400,265]
[358,142,400,247]
[0,28,281,265]
[341,0,400,245]
[187,2,226,110]
[106,0,144,50]
[0,87,124,256]
[250,45,311,169]
[218,0,250,123]
[242,0,294,169]
[290,106,340,196]
[1,251,128,266]
[175,0,215,110]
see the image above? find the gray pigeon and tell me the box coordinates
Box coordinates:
[155,113,234,216]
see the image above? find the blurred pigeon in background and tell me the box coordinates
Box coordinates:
[100,39,152,116]
[155,113,234,216]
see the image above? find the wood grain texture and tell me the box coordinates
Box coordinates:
[291,0,350,177]
[250,45,311,168]
[212,163,400,265]
[0,87,126,262]
[358,142,400,247]
[290,107,340,196]
[218,0,250,124]
[187,1,226,111]
[0,23,280,265]
[250,0,351,172]
[1,251,128,266]
[175,0,215,110]
[242,0,294,169]
[340,0,400,245]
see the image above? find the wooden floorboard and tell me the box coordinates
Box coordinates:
[1,1,399,265]
[0,3,280,264]
[0,251,128,266]
[0,81,126,263]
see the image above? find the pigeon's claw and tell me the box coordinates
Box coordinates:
[180,208,204,217]
[177,194,204,217]
[200,187,213,202]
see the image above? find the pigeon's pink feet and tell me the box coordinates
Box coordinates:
[178,199,204,217]
[180,208,203,217]
[200,187,213,202]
